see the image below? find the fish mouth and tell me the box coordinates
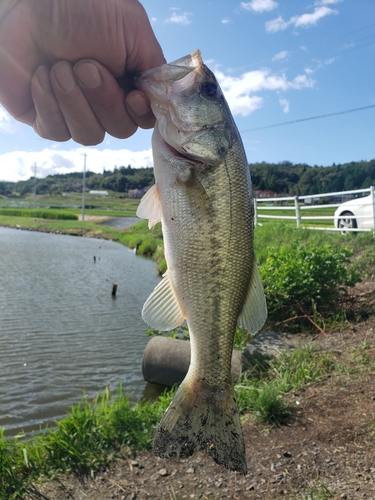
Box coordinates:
[134,49,204,126]
[137,50,202,84]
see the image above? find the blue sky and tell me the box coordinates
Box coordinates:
[0,0,374,182]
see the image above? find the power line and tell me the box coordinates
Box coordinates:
[323,22,375,42]
[240,104,375,134]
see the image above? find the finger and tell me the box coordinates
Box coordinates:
[50,61,105,146]
[31,66,71,141]
[125,90,156,130]
[73,59,138,139]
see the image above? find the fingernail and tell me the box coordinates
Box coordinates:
[75,61,102,89]
[53,62,76,92]
[36,66,52,92]
[127,92,150,116]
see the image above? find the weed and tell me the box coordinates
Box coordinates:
[236,343,333,426]
[236,380,294,424]
[270,343,335,393]
[0,386,173,497]
[301,480,334,499]
[361,339,371,350]
[259,241,361,332]
[0,207,78,220]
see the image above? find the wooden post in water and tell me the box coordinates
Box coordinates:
[112,284,118,297]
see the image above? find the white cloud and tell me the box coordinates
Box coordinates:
[165,11,192,25]
[0,147,153,182]
[266,15,289,32]
[215,68,314,116]
[266,6,338,32]
[304,56,336,74]
[241,0,278,13]
[272,50,289,61]
[317,0,342,4]
[221,18,231,24]
[293,6,337,28]
[229,94,264,117]
[325,57,335,65]
[279,98,290,113]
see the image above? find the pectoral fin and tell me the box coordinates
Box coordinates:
[142,271,185,331]
[238,263,267,335]
[136,183,162,229]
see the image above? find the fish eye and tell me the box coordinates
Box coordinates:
[200,81,218,99]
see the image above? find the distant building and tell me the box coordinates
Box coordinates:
[63,181,82,192]
[253,190,278,198]
[89,190,108,195]
[128,188,147,198]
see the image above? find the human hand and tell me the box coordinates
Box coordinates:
[0,0,165,145]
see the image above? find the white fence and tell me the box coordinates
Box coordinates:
[254,185,375,234]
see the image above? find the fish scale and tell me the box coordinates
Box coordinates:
[135,50,267,473]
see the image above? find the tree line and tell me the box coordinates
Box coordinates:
[1,159,374,198]
[0,166,154,197]
[250,159,375,195]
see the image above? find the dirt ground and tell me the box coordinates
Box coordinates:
[30,282,375,500]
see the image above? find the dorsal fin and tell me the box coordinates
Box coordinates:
[136,183,163,229]
[142,271,186,331]
[238,263,268,335]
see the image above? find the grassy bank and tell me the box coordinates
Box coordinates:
[1,343,335,499]
[0,208,78,220]
[0,192,141,214]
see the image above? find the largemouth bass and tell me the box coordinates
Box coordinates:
[135,50,267,474]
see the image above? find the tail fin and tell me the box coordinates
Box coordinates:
[153,378,247,474]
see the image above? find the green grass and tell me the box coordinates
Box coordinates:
[235,343,334,425]
[0,386,173,499]
[0,192,141,213]
[299,481,334,499]
[0,207,78,220]
[254,221,375,277]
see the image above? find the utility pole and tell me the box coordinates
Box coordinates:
[33,163,37,209]
[82,152,87,221]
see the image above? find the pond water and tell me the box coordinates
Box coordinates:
[0,227,160,437]
[103,216,140,230]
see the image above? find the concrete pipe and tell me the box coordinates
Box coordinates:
[142,336,242,388]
